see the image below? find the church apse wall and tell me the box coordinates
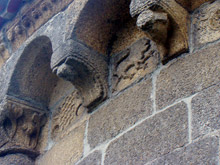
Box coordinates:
[0,0,219,164]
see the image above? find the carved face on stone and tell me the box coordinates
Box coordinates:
[52,56,88,83]
[50,39,108,110]
[51,40,87,82]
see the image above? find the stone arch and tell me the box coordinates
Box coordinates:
[71,0,132,55]
[7,35,58,109]
[50,0,149,112]
[0,36,58,161]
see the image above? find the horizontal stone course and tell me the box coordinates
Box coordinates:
[192,83,220,139]
[104,102,188,165]
[156,42,220,110]
[88,79,153,149]
[148,136,219,165]
[36,122,86,165]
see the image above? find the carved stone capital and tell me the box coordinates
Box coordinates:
[130,0,189,61]
[0,96,47,158]
[51,40,108,111]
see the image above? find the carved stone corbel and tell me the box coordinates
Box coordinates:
[0,96,47,158]
[51,39,108,111]
[130,0,189,61]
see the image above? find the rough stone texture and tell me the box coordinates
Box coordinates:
[191,83,220,139]
[148,136,219,165]
[77,151,102,165]
[130,0,189,59]
[0,126,8,149]
[49,78,75,110]
[7,36,58,108]
[73,0,130,54]
[0,39,10,69]
[4,0,75,51]
[192,0,220,50]
[175,0,212,11]
[36,120,50,153]
[156,42,220,110]
[51,39,108,111]
[112,37,159,93]
[51,90,87,141]
[110,19,148,55]
[0,97,47,159]
[0,0,219,164]
[36,122,86,165]
[0,154,34,165]
[88,79,153,149]
[104,102,188,165]
[191,0,214,10]
[0,47,22,103]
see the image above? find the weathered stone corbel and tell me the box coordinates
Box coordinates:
[0,96,47,158]
[130,0,189,61]
[51,39,108,111]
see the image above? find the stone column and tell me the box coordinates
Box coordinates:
[0,96,47,164]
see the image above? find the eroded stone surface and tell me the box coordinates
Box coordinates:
[5,0,75,51]
[192,0,220,49]
[192,84,220,139]
[73,0,130,54]
[49,78,75,110]
[0,154,34,165]
[104,102,188,164]
[130,0,189,60]
[36,120,50,153]
[175,0,212,11]
[8,36,58,108]
[110,18,148,55]
[88,79,153,149]
[51,90,87,141]
[148,136,219,165]
[0,97,47,154]
[112,38,159,93]
[51,39,108,111]
[36,122,85,165]
[77,151,102,165]
[156,42,220,110]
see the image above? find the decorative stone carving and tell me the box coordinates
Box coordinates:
[51,91,86,140]
[51,39,108,111]
[5,0,74,51]
[112,37,160,93]
[192,0,220,49]
[0,96,47,156]
[130,0,189,61]
[209,9,220,30]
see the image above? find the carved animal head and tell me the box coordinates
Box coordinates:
[51,39,108,110]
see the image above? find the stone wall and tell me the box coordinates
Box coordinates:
[0,0,219,164]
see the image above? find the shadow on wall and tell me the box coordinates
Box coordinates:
[72,0,132,55]
[7,36,58,109]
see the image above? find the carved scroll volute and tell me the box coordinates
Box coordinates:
[51,39,108,111]
[130,0,189,61]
